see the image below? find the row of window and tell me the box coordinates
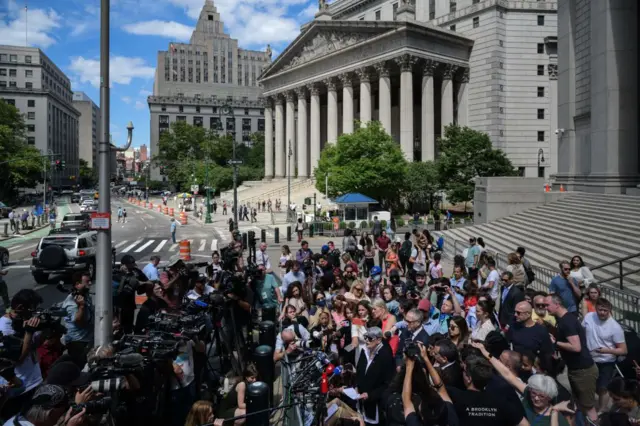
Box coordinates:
[161,104,264,116]
[0,53,32,63]
[0,80,35,89]
[159,115,265,131]
[0,68,33,77]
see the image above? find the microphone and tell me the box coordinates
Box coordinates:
[194,300,209,308]
[116,353,144,367]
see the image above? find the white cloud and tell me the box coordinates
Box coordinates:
[122,20,193,41]
[135,100,146,110]
[0,1,61,48]
[68,56,156,88]
[121,96,132,104]
[139,89,153,97]
[298,4,317,20]
[69,22,89,37]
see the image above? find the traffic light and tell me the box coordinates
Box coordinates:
[55,160,61,170]
[61,160,66,170]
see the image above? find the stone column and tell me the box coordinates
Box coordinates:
[340,74,354,135]
[325,78,338,144]
[421,60,436,162]
[396,54,416,161]
[309,84,321,176]
[285,91,296,177]
[296,87,309,178]
[356,68,371,125]
[374,62,392,134]
[548,64,558,177]
[264,98,274,178]
[456,68,469,127]
[441,65,456,136]
[274,95,285,178]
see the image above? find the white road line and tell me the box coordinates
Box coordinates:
[210,239,217,251]
[8,244,24,251]
[169,243,178,252]
[135,240,155,253]
[114,241,128,249]
[198,240,206,252]
[6,265,30,270]
[154,240,167,252]
[121,239,142,253]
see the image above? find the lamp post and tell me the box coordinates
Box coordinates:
[287,140,292,216]
[219,104,238,228]
[537,148,545,177]
[204,152,212,224]
[324,172,329,200]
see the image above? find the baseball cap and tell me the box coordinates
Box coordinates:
[363,327,383,341]
[120,254,136,266]
[45,361,91,388]
[418,298,432,312]
[167,255,183,268]
[30,385,68,409]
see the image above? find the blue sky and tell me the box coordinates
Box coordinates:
[0,0,318,147]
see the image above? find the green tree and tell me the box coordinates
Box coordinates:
[78,159,97,188]
[437,124,517,204]
[314,121,408,206]
[405,161,440,211]
[0,99,43,201]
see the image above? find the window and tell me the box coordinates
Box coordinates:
[27,112,35,119]
[244,108,249,115]
[226,117,235,131]
[159,115,170,125]
[375,10,381,20]
[27,137,35,145]
[0,81,6,88]
[500,84,504,91]
[537,65,545,75]
[9,81,16,87]
[538,167,545,178]
[27,99,35,107]
[27,124,35,132]
[195,106,200,113]
[0,69,5,76]
[242,118,251,131]
[208,15,213,20]
[499,107,504,113]
[161,105,166,112]
[499,62,503,69]
[0,54,6,61]
[9,69,16,77]
[499,11,503,18]
[178,105,183,113]
[450,25,456,31]
[500,130,504,136]
[537,87,545,97]
[393,3,398,19]
[537,43,545,54]
[193,116,203,127]
[518,167,525,176]
[450,1,456,12]
[258,118,265,131]
[537,15,544,25]
[9,55,17,62]
[25,55,32,63]
[499,40,504,47]
[429,11,435,19]
[473,17,479,27]
[4,99,14,105]
[537,109,545,119]
[25,82,32,89]
[25,69,33,77]
[537,131,545,142]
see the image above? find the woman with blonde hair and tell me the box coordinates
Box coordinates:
[345,279,371,303]
[371,297,399,355]
[506,252,527,289]
[384,242,404,275]
[184,400,215,426]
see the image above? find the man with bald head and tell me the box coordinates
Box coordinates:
[506,300,554,358]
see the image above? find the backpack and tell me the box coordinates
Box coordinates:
[524,264,536,284]
[399,240,412,258]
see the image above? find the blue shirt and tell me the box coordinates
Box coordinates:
[465,245,480,268]
[282,270,306,294]
[62,294,94,343]
[397,307,449,336]
[170,222,177,233]
[549,275,578,312]
[142,262,159,281]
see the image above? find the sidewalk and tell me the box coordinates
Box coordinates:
[0,203,72,244]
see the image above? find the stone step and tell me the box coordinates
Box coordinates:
[554,197,640,215]
[530,204,640,230]
[569,193,640,203]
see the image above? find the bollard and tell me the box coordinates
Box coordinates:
[246,381,270,426]
[309,222,314,238]
[286,226,291,242]
[179,240,192,261]
[319,222,324,236]
[31,217,35,229]
[2,223,7,237]
[253,345,275,400]
[274,227,279,244]
[258,320,276,347]
[260,229,266,243]
[242,232,248,250]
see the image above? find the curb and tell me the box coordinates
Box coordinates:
[0,222,50,241]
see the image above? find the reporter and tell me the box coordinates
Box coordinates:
[3,384,86,426]
[62,273,94,364]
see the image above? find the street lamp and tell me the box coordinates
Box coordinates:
[219,104,238,228]
[287,140,293,217]
[204,139,212,224]
[537,148,545,178]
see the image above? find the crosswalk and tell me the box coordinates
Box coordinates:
[213,226,275,242]
[113,238,219,255]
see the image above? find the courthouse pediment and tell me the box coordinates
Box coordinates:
[262,21,400,78]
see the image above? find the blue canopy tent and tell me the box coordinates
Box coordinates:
[333,193,378,224]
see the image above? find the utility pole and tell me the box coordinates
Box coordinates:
[96,0,134,346]
[220,104,238,228]
[287,140,292,219]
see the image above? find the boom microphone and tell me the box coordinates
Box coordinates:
[116,353,145,367]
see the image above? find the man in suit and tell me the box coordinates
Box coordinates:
[395,309,430,370]
[499,271,525,330]
[356,327,395,426]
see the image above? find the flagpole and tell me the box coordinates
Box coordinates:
[25,1,28,46]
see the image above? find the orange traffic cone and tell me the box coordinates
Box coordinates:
[544,183,550,192]
[560,184,565,192]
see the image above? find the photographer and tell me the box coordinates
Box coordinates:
[4,384,86,426]
[274,312,311,362]
[117,255,151,334]
[185,275,214,301]
[0,290,46,420]
[62,273,94,364]
[161,257,192,309]
[134,283,169,334]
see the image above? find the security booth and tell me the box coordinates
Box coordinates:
[333,193,378,227]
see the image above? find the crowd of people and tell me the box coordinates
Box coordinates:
[268,231,640,426]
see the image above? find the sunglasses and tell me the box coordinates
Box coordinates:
[364,336,376,342]
[535,304,548,308]
[354,287,363,291]
[515,311,529,315]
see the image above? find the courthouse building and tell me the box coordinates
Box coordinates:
[259,0,558,180]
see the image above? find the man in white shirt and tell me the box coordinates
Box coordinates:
[582,297,627,411]
[483,258,501,301]
[255,242,272,273]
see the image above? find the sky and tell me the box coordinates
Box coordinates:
[0,0,319,147]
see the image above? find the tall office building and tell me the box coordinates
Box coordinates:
[139,144,148,162]
[72,91,100,168]
[259,0,558,179]
[0,45,80,186]
[149,0,272,181]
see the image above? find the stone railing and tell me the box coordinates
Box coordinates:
[147,95,265,108]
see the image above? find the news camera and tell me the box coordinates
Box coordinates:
[146,311,207,339]
[70,397,113,416]
[403,339,421,361]
[16,307,67,335]
[112,333,180,362]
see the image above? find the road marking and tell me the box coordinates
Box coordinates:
[34,284,46,291]
[210,239,217,251]
[198,240,206,251]
[154,240,167,252]
[169,243,178,252]
[8,244,24,251]
[6,265,30,270]
[114,241,128,249]
[121,239,142,253]
[135,240,155,252]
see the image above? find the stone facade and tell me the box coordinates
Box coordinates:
[0,45,80,186]
[556,0,639,194]
[259,0,559,179]
[73,91,100,169]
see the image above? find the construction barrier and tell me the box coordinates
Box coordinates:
[179,239,191,261]
[560,184,566,192]
[157,205,162,213]
[169,208,174,217]
[179,211,188,225]
[149,202,153,209]
[163,206,169,215]
[144,201,148,208]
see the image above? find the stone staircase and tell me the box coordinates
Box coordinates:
[436,193,640,294]
[221,178,317,205]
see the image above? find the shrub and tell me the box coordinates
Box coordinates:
[324,222,332,230]
[359,221,368,229]
[348,221,356,229]
[397,218,405,227]
[381,220,387,228]
[339,221,347,229]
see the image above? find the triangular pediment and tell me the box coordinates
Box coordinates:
[260,21,401,79]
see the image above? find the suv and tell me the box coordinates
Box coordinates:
[30,229,98,284]
[60,213,90,231]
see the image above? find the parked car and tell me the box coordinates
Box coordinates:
[0,247,9,266]
[0,202,12,219]
[30,229,98,284]
[60,213,90,231]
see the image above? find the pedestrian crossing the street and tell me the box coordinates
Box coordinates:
[112,238,219,256]
[213,226,274,242]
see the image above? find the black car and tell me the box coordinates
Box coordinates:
[0,247,9,266]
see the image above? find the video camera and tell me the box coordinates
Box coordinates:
[112,332,180,362]
[71,397,113,416]
[56,280,90,299]
[403,339,421,361]
[19,307,67,335]
[146,311,207,339]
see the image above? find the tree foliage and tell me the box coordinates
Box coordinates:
[152,121,264,192]
[437,124,517,204]
[314,121,408,206]
[78,159,97,188]
[404,161,440,210]
[0,99,44,201]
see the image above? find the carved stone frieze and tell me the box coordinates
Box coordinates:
[294,86,308,99]
[373,62,390,78]
[458,67,470,83]
[285,91,296,102]
[280,31,372,72]
[395,54,417,72]
[548,64,558,80]
[274,93,285,104]
[307,83,321,96]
